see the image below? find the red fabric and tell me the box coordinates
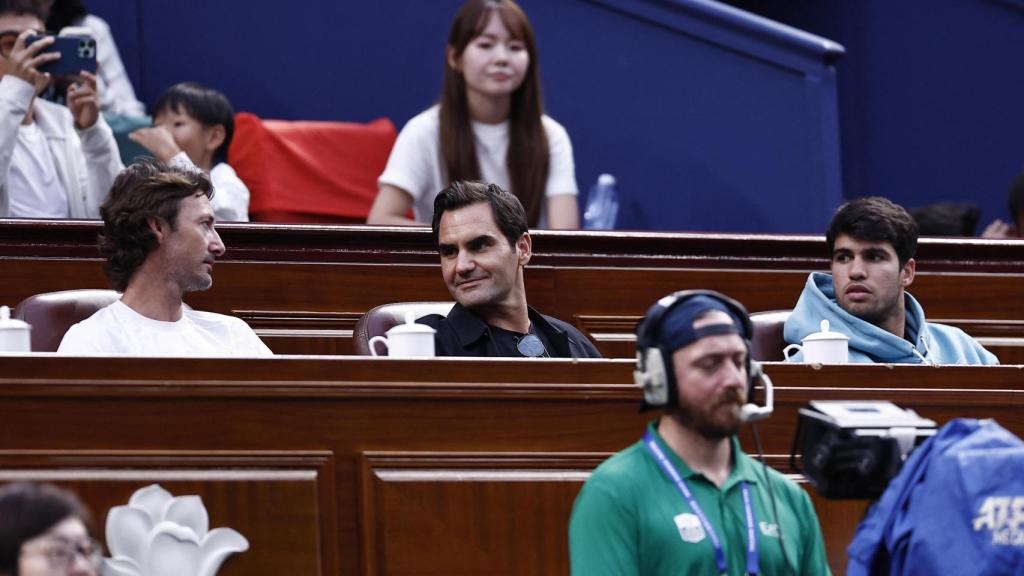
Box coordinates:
[228,112,397,222]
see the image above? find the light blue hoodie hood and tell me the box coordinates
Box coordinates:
[784,272,999,365]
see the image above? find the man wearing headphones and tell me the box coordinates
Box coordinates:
[569,291,829,575]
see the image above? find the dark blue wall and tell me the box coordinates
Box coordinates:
[727,0,1024,232]
[87,0,846,233]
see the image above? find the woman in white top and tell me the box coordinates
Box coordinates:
[369,0,579,229]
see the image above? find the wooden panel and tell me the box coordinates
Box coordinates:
[237,310,362,355]
[0,452,333,575]
[359,453,602,576]
[806,488,869,572]
[2,221,1023,358]
[0,357,1022,574]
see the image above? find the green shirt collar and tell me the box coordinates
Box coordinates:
[645,420,761,490]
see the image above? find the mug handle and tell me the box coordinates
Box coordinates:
[782,343,802,361]
[368,336,389,357]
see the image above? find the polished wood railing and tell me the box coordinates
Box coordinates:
[2,220,1022,360]
[0,356,1019,574]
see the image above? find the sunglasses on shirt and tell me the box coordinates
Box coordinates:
[516,333,549,358]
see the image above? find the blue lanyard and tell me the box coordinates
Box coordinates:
[644,430,759,575]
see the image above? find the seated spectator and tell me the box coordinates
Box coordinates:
[57,160,271,356]
[981,170,1024,239]
[367,0,580,229]
[130,82,249,221]
[0,0,122,219]
[0,482,100,576]
[418,180,599,357]
[785,196,998,364]
[42,0,145,117]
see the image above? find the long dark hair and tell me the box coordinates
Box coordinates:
[440,0,548,227]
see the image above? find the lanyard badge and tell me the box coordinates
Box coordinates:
[644,430,760,575]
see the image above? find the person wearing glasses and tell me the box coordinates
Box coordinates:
[0,0,122,219]
[0,482,101,576]
[418,180,600,358]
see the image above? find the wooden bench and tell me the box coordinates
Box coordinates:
[2,220,1022,360]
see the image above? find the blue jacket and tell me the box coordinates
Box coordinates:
[784,272,998,364]
[847,419,1024,575]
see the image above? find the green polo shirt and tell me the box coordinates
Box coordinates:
[569,421,830,575]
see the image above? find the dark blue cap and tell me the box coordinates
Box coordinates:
[654,294,745,353]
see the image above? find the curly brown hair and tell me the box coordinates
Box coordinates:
[99,160,213,292]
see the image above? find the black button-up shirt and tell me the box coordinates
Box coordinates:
[417,303,602,358]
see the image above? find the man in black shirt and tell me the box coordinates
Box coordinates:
[418,181,600,358]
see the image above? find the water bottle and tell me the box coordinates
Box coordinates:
[583,174,619,230]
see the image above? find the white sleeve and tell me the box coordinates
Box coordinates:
[377,113,437,202]
[56,322,105,355]
[167,151,196,171]
[83,15,146,117]
[210,163,251,222]
[233,320,274,357]
[250,334,274,356]
[76,114,125,217]
[0,76,36,217]
[543,117,579,198]
[169,153,250,222]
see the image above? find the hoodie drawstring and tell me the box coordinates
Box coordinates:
[913,334,934,365]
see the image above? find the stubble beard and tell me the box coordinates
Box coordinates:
[179,266,213,293]
[842,288,901,329]
[671,387,746,440]
[183,275,212,293]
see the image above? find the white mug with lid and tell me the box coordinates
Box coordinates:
[0,305,31,353]
[369,311,436,358]
[783,319,849,363]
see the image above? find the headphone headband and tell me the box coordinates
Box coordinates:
[634,289,757,412]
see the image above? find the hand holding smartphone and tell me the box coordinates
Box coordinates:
[25,34,97,76]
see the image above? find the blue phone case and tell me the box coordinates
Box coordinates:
[25,34,98,75]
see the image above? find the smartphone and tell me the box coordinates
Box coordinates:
[25,34,98,76]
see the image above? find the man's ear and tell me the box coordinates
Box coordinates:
[446,45,460,72]
[147,216,169,245]
[516,232,532,266]
[204,124,226,153]
[900,258,916,287]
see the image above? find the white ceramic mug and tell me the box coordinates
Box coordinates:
[0,305,31,353]
[783,319,849,363]
[369,312,436,358]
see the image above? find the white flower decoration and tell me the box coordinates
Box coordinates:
[102,484,249,576]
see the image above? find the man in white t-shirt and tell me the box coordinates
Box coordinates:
[0,0,122,218]
[57,160,271,356]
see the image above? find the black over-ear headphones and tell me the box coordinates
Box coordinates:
[633,289,773,422]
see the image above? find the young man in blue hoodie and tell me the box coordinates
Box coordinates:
[784,196,998,364]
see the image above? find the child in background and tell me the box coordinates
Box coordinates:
[129,82,250,222]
